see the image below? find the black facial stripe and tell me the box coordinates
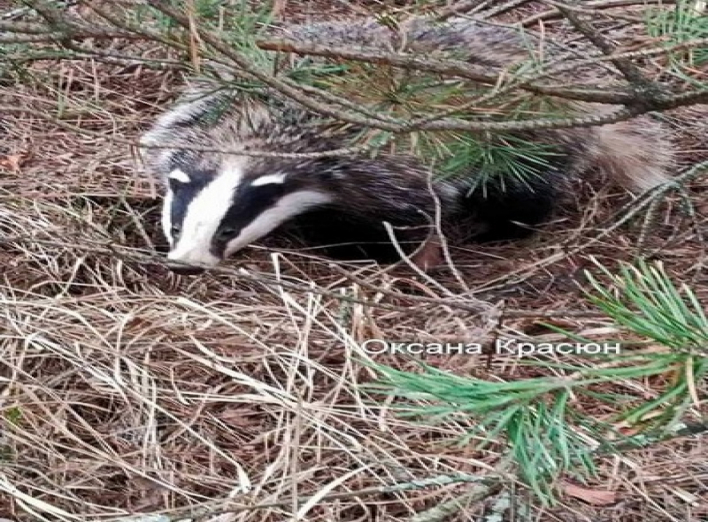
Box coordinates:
[211,182,290,256]
[169,185,197,236]
[167,173,211,237]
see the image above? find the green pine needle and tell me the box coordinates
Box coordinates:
[646,0,708,86]
[584,258,708,352]
[367,259,707,505]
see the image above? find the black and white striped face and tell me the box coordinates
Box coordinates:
[162,163,332,275]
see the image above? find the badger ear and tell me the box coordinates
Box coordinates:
[167,169,192,185]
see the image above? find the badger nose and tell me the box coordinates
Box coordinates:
[166,263,207,276]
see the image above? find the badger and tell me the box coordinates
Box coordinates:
[139,16,673,275]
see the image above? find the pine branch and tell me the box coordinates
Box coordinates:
[145,1,707,133]
[255,37,708,113]
[437,0,533,20]
[522,0,677,26]
[371,255,708,504]
[4,0,707,133]
[256,38,636,105]
[550,0,666,100]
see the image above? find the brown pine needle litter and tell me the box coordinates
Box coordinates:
[1,1,708,521]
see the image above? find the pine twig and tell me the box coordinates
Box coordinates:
[550,0,666,101]
[522,0,676,26]
[257,38,635,105]
[408,482,504,522]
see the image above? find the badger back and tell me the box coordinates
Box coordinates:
[272,16,673,193]
[274,17,539,69]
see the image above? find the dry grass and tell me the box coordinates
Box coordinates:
[1,1,708,521]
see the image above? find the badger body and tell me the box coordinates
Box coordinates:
[140,16,673,274]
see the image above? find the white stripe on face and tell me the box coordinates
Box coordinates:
[167,165,244,268]
[251,173,287,186]
[161,188,174,247]
[223,190,333,258]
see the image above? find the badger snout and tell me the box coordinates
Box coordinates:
[166,262,207,276]
[165,249,220,276]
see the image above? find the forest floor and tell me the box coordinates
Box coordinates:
[1,1,707,521]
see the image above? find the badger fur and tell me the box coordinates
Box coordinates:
[140,16,673,275]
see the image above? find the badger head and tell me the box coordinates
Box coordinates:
[137,85,348,275]
[140,85,435,274]
[159,157,333,275]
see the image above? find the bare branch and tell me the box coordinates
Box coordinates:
[0,20,60,33]
[145,1,658,133]
[522,0,676,26]
[257,38,637,105]
[550,0,663,98]
[0,105,372,158]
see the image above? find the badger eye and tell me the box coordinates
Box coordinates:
[170,225,181,237]
[216,227,237,242]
